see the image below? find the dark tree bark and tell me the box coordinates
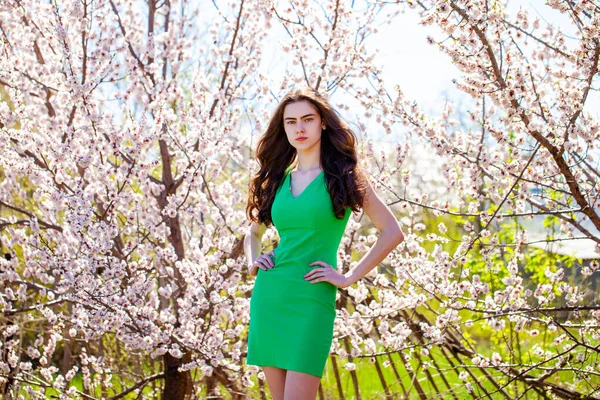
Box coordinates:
[163,352,193,400]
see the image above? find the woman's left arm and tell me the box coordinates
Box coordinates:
[342,179,405,288]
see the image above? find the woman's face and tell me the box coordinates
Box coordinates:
[282,100,325,151]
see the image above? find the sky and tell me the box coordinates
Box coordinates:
[361,0,600,144]
[162,1,599,147]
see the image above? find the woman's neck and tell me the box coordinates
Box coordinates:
[295,152,321,172]
[295,164,321,172]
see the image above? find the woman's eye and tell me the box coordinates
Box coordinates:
[286,121,295,125]
[305,118,313,122]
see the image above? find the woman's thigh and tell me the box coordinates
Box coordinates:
[263,366,287,400]
[284,370,320,400]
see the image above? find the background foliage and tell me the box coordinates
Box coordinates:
[0,0,599,398]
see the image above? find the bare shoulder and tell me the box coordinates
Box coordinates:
[361,178,403,237]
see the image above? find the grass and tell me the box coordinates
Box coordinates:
[241,346,481,399]
[21,333,600,399]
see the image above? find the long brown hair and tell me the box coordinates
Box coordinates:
[246,87,367,226]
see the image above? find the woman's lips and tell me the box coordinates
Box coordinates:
[296,137,308,141]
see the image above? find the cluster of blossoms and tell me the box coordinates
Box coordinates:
[331,0,600,397]
[0,0,599,398]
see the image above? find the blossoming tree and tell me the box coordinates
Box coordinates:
[0,0,599,398]
[339,0,600,398]
[0,0,385,398]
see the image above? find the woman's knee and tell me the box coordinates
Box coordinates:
[284,370,321,400]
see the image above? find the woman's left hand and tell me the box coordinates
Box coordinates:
[304,261,351,289]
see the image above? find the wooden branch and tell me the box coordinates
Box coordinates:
[3,299,68,315]
[449,0,600,237]
[562,40,600,152]
[108,0,155,87]
[315,0,340,91]
[503,20,569,58]
[0,200,63,232]
[526,197,600,245]
[211,0,244,116]
[107,373,165,400]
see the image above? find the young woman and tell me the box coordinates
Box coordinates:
[244,87,404,400]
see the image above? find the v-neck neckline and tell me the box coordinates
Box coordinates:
[288,169,324,199]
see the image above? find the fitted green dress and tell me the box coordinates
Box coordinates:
[247,165,351,378]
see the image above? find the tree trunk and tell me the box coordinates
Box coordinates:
[163,352,193,399]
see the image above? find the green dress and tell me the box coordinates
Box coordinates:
[247,165,351,378]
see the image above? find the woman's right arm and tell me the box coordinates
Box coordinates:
[245,221,267,277]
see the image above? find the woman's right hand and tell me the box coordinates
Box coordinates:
[249,250,276,276]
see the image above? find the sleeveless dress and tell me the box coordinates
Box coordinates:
[246,165,352,378]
